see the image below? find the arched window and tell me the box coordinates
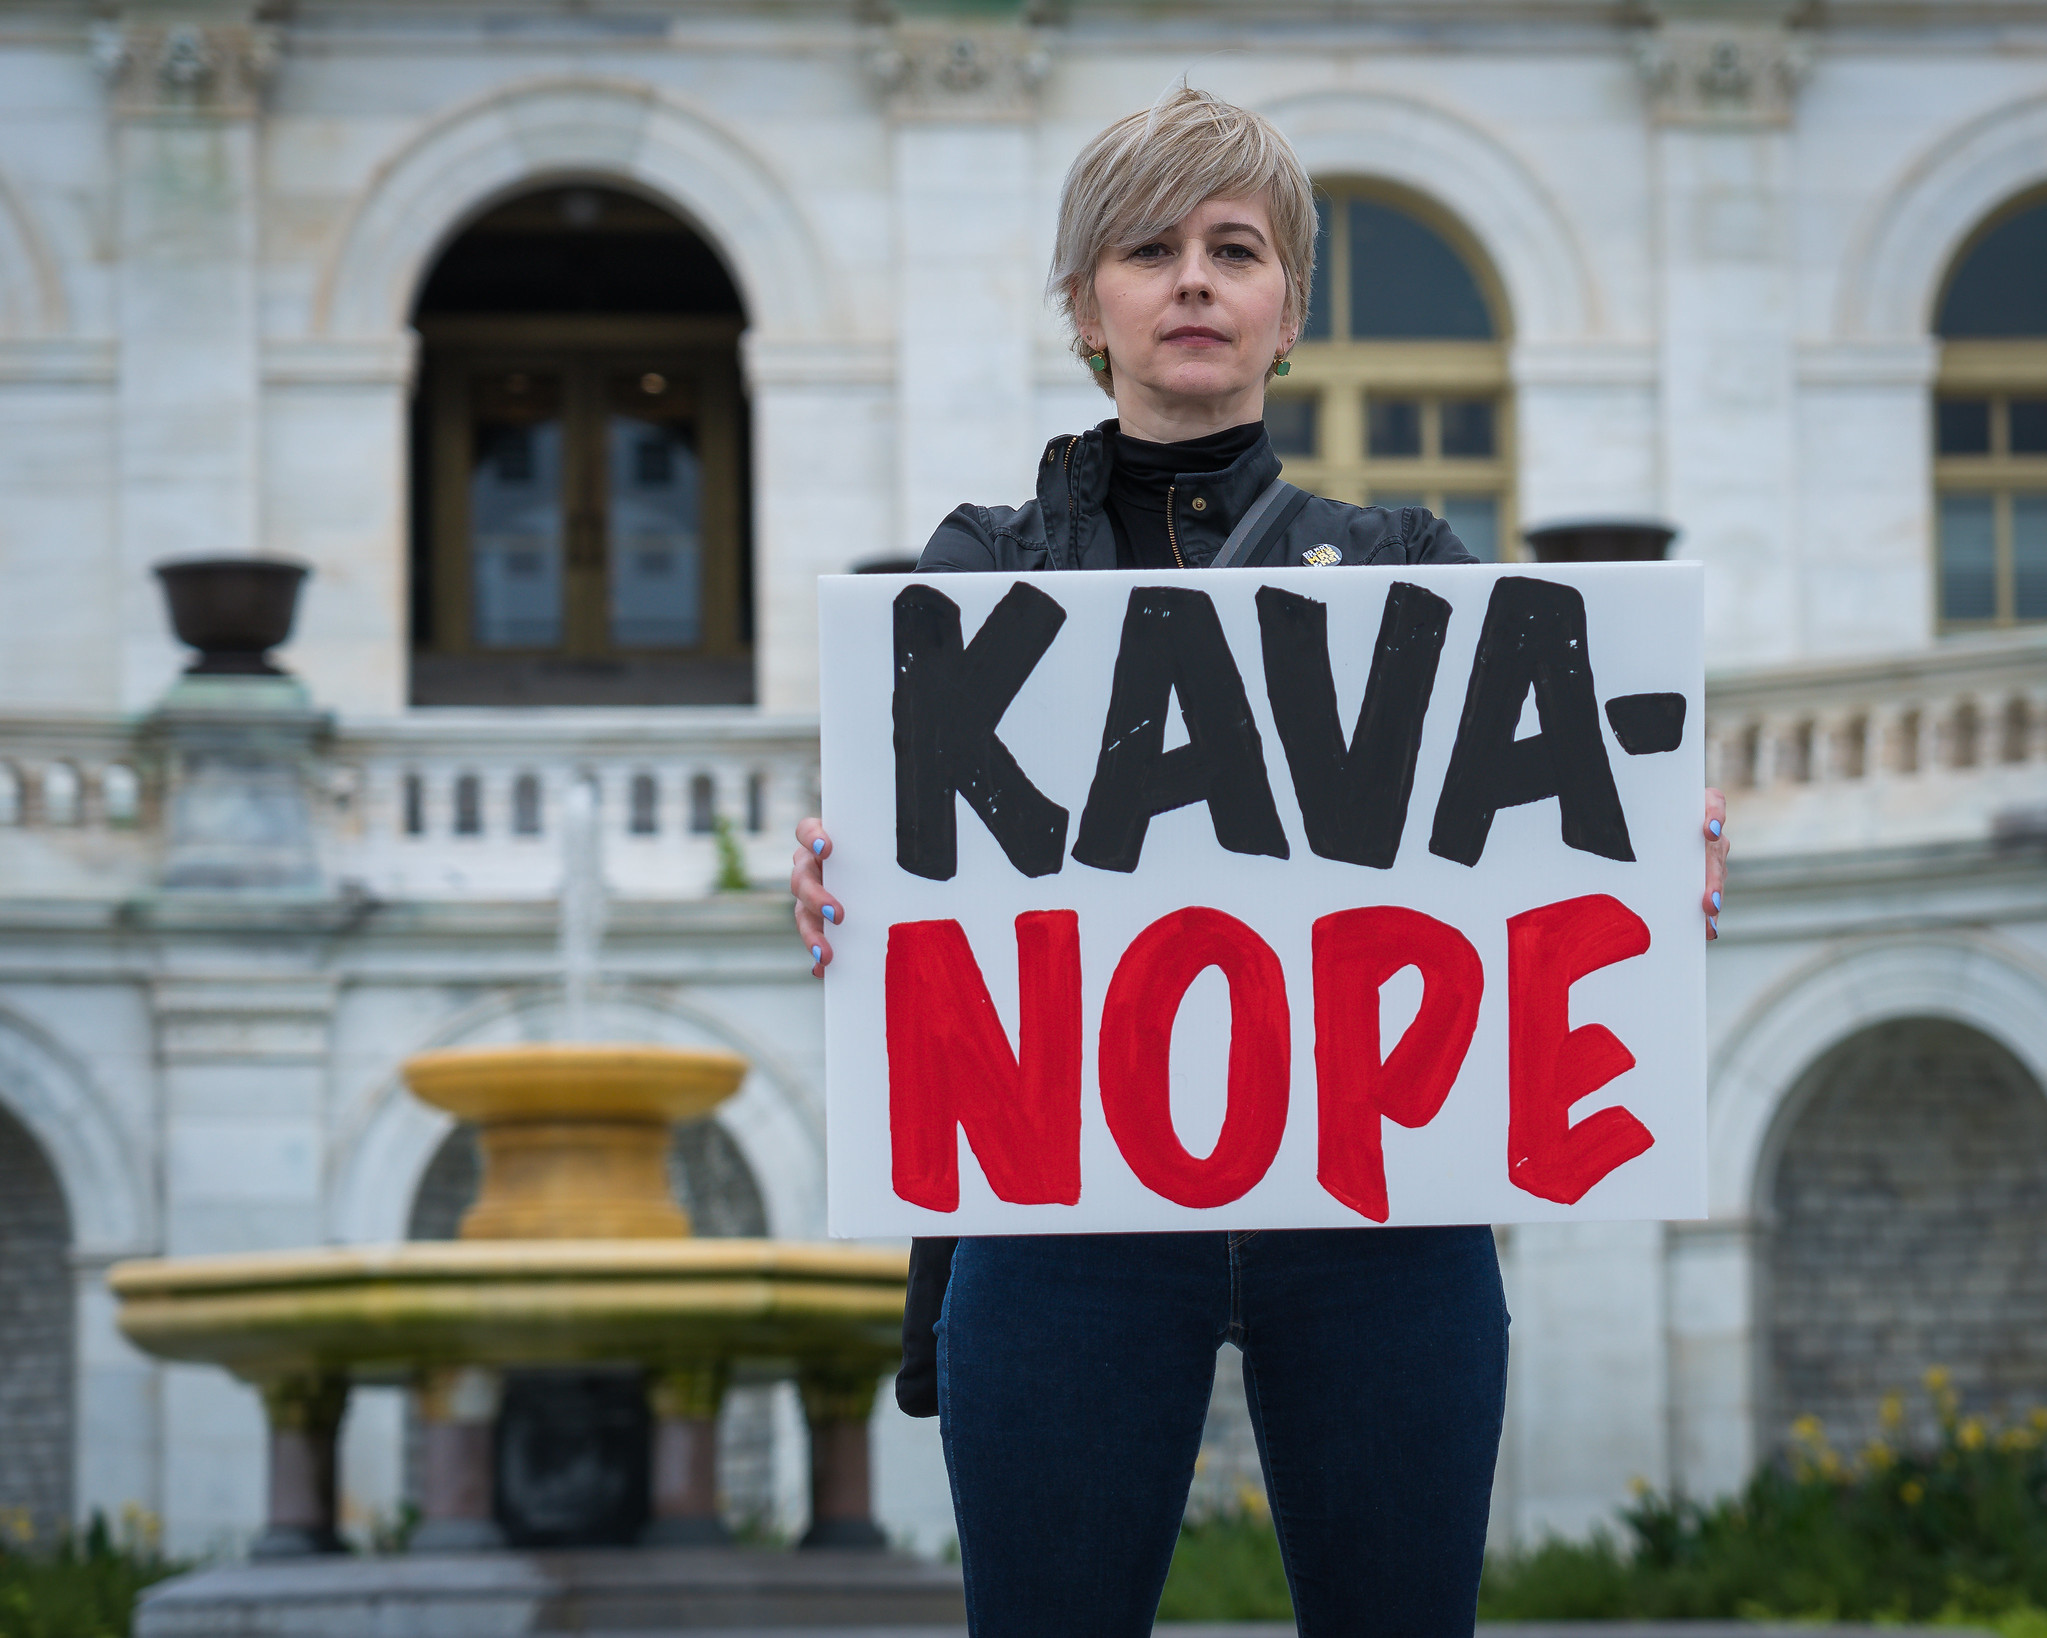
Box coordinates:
[1933,192,2047,629]
[1271,184,1513,560]
[410,185,753,705]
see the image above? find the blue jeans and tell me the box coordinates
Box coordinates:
[937,1227,1508,1637]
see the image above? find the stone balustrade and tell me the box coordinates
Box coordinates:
[0,707,821,902]
[1,629,2043,900]
[1706,627,2047,858]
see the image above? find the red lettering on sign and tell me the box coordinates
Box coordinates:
[1312,907,1483,1222]
[885,912,1082,1212]
[1506,894,1654,1204]
[1098,908,1290,1209]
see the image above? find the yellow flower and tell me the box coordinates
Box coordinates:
[0,1507,32,1545]
[1924,1366,1951,1393]
[1235,1480,1270,1521]
[1862,1440,1893,1470]
[1790,1414,1826,1445]
[1817,1451,1843,1479]
[2030,1407,2047,1433]
[1627,1476,1650,1498]
[1879,1393,1904,1431]
[1899,1480,1924,1506]
[1958,1418,1986,1451]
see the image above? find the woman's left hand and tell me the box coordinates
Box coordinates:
[1703,788,1729,942]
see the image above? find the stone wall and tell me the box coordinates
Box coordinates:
[0,1104,73,1543]
[1768,1018,2047,1454]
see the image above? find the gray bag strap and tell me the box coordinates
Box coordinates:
[1212,477,1314,569]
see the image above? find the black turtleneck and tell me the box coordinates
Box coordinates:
[1107,420,1265,569]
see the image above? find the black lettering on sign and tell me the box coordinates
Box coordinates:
[1072,587,1290,873]
[1605,692,1687,755]
[1428,576,1634,867]
[893,583,1069,881]
[1258,581,1452,869]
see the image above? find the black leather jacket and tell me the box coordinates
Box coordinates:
[919,419,1476,575]
[894,419,1479,1419]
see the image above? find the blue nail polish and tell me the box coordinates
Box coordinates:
[1708,919,1718,936]
[811,945,823,964]
[1709,819,1722,838]
[813,838,825,856]
[1711,890,1722,912]
[822,905,836,924]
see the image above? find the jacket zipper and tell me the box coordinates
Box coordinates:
[1166,482,1186,569]
[1062,436,1080,566]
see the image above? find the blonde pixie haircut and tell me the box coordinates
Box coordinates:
[1051,85,1317,396]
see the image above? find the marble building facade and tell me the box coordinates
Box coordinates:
[0,0,2044,1560]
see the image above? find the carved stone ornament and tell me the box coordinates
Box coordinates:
[863,24,1051,121]
[91,19,278,117]
[1634,22,1812,129]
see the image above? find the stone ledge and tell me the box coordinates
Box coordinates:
[135,1547,965,1637]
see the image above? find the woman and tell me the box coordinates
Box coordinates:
[791,87,1731,1637]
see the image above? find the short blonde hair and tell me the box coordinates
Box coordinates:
[1050,85,1317,395]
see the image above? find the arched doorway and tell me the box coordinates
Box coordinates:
[1270,182,1513,560]
[0,1102,73,1542]
[1766,1018,2047,1452]
[409,184,753,705]
[1932,189,2047,630]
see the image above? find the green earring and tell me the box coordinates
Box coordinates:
[1086,349,1109,373]
[1272,354,1292,377]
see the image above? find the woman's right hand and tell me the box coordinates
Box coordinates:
[791,818,843,978]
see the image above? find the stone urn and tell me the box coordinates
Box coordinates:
[154,557,311,676]
[1522,518,1677,563]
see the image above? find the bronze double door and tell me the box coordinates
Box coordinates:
[418,318,747,700]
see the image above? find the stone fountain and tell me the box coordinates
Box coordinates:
[109,773,957,1634]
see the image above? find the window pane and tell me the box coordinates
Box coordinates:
[1936,201,2047,337]
[608,412,703,649]
[1347,199,1493,340]
[1440,398,1496,458]
[471,405,565,649]
[1440,494,1499,562]
[1266,396,1317,456]
[1937,399,1991,455]
[1938,492,1997,621]
[2015,495,2047,620]
[1302,197,1332,342]
[2010,398,2047,455]
[1367,397,1422,457]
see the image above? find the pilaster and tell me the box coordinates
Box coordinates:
[1638,4,1811,664]
[875,23,1049,560]
[100,2,273,710]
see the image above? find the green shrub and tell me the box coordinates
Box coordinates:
[0,1510,183,1638]
[1481,1374,2047,1627]
[1156,1488,1292,1622]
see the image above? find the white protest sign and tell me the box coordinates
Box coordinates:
[819,564,1705,1237]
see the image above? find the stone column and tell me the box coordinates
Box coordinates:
[642,1361,729,1546]
[410,1367,505,1552]
[797,1366,884,1550]
[250,1374,348,1558]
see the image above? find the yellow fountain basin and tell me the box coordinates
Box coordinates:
[403,1044,747,1125]
[108,1240,909,1384]
[400,1044,751,1240]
